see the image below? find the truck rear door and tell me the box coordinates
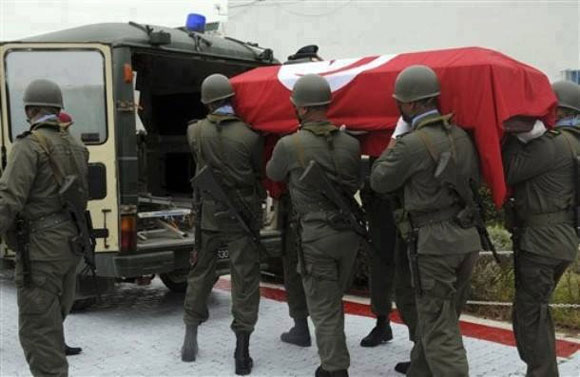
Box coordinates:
[0,43,119,253]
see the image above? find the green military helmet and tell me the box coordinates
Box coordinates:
[290,74,331,107]
[392,65,441,103]
[23,79,64,109]
[201,73,235,104]
[552,80,580,112]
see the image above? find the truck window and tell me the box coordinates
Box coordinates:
[4,49,107,144]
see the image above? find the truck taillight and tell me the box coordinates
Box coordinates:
[121,214,137,252]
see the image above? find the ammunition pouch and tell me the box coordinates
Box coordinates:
[410,205,461,228]
[523,209,574,227]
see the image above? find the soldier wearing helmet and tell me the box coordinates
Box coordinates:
[267,74,361,377]
[0,79,89,376]
[502,80,580,377]
[182,74,265,375]
[371,65,481,377]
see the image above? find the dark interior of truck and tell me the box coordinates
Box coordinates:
[132,52,260,198]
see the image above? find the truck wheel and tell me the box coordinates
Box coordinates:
[160,270,189,293]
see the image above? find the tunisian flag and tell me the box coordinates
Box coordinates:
[231,47,556,206]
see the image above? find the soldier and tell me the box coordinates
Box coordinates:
[275,44,327,348]
[181,74,264,376]
[0,79,89,377]
[359,178,395,348]
[267,74,362,377]
[502,80,580,377]
[371,65,482,377]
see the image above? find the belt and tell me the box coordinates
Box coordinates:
[301,210,340,222]
[29,211,71,233]
[410,205,461,228]
[524,209,574,227]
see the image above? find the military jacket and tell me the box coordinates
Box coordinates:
[371,113,481,255]
[503,122,580,261]
[0,120,89,260]
[187,114,264,232]
[266,121,361,242]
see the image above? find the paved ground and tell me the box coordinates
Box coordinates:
[1,275,579,377]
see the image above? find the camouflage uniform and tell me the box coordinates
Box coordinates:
[371,112,481,377]
[0,118,89,377]
[503,118,580,377]
[184,113,264,335]
[267,121,361,372]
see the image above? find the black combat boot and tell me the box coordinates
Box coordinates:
[280,317,311,347]
[315,366,349,377]
[64,344,82,356]
[181,324,198,362]
[234,332,253,375]
[394,361,411,374]
[360,315,393,347]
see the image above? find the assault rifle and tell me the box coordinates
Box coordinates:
[15,216,31,286]
[191,188,203,264]
[434,152,500,264]
[59,175,96,270]
[190,165,263,252]
[298,160,369,240]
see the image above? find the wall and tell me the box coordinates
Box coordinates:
[224,0,579,80]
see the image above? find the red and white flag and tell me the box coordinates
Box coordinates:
[232,47,557,206]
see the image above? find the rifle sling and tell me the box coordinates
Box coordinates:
[31,130,67,187]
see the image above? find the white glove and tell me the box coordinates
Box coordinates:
[392,116,411,139]
[516,120,547,144]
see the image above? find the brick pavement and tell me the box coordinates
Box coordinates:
[1,275,578,377]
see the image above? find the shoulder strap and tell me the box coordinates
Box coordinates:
[291,132,306,168]
[193,121,204,163]
[31,130,66,187]
[561,130,579,158]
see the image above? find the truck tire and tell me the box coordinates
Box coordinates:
[160,270,189,293]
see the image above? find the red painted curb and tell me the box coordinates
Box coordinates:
[214,279,580,358]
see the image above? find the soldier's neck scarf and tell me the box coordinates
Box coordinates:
[29,114,58,128]
[411,109,440,129]
[556,115,580,128]
[213,104,235,116]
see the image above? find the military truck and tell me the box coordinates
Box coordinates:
[0,22,284,300]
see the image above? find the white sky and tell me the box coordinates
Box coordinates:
[0,0,228,41]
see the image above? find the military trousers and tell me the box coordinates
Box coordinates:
[513,251,570,377]
[393,234,418,341]
[15,253,81,377]
[407,251,479,377]
[183,229,261,334]
[282,213,308,319]
[367,203,396,318]
[300,230,360,372]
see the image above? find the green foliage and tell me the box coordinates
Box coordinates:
[478,185,504,226]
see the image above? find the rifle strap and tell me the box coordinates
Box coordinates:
[31,130,66,187]
[561,130,579,157]
[292,132,307,168]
